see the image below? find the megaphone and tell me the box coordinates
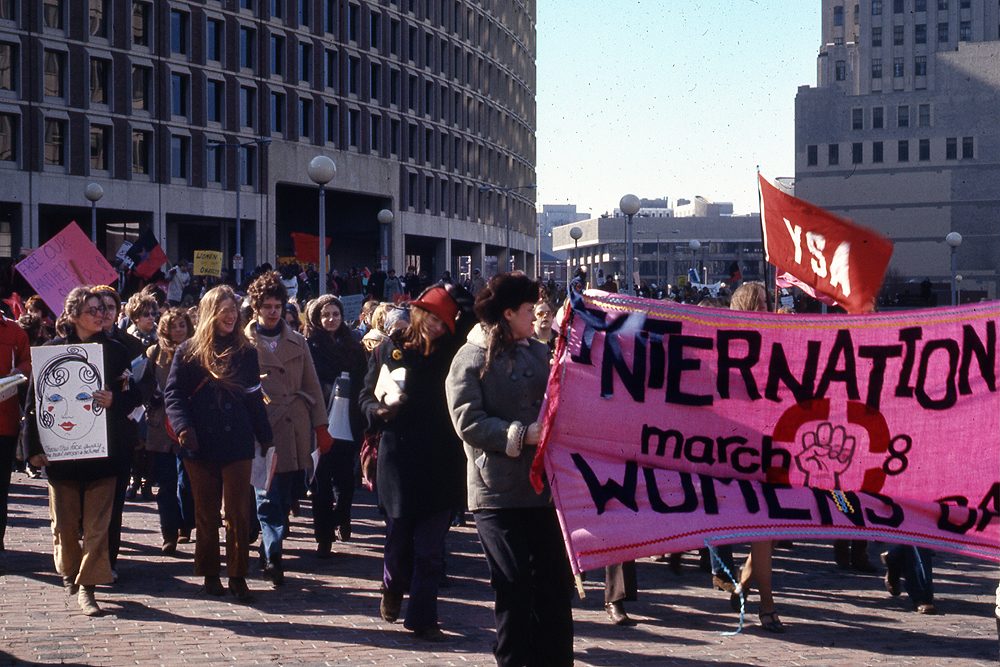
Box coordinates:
[0,373,27,403]
[327,372,354,441]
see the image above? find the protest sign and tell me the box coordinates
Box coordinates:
[290,232,331,265]
[193,250,223,277]
[340,294,364,324]
[15,222,118,313]
[30,344,109,462]
[758,173,893,313]
[534,291,1000,573]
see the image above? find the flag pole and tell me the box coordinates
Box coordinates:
[755,167,775,312]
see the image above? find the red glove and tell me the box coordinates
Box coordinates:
[316,426,334,455]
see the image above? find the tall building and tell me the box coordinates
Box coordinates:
[0,0,537,282]
[795,0,1000,301]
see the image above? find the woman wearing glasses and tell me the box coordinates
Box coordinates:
[26,286,143,616]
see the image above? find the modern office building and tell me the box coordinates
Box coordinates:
[795,0,1000,301]
[0,0,537,282]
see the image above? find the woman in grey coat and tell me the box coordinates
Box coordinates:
[445,273,574,667]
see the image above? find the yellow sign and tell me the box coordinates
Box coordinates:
[193,250,223,277]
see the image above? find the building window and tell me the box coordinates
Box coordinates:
[834,5,844,26]
[898,140,909,162]
[240,86,256,128]
[918,103,930,126]
[207,19,224,62]
[915,0,926,9]
[43,0,63,29]
[893,0,903,12]
[0,113,17,162]
[370,12,381,49]
[370,62,381,100]
[390,118,400,154]
[873,141,884,163]
[915,55,927,76]
[871,58,882,78]
[171,72,189,116]
[207,79,224,123]
[897,104,909,127]
[893,57,904,77]
[852,108,863,130]
[170,10,188,55]
[170,135,189,179]
[299,0,310,26]
[348,108,359,147]
[938,0,949,9]
[894,25,904,45]
[270,34,285,76]
[835,60,846,81]
[43,118,65,166]
[872,0,882,15]
[0,0,14,21]
[89,0,108,38]
[325,49,337,88]
[370,114,381,150]
[90,57,109,104]
[918,138,930,161]
[206,143,222,183]
[390,68,400,104]
[962,136,973,158]
[852,142,863,164]
[131,65,150,110]
[240,27,255,68]
[828,144,839,166]
[915,23,926,44]
[348,55,359,95]
[807,144,818,166]
[242,145,254,186]
[0,43,16,92]
[959,21,971,41]
[132,129,150,174]
[348,3,359,41]
[960,0,970,8]
[43,50,65,98]
[938,22,949,43]
[872,27,882,46]
[270,91,285,132]
[946,137,957,159]
[271,0,283,19]
[299,42,312,82]
[132,1,151,47]
[324,0,335,33]
[390,18,400,55]
[90,124,110,171]
[407,122,417,159]
[299,97,312,138]
[872,106,884,128]
[324,103,337,143]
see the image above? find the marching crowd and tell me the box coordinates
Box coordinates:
[0,263,998,665]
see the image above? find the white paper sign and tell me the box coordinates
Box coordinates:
[30,344,109,461]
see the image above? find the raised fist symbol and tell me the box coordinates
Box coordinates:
[793,422,856,490]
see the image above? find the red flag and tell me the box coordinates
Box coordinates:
[126,229,168,280]
[290,232,332,265]
[758,173,893,314]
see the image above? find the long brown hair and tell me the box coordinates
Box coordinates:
[155,307,194,363]
[400,307,441,356]
[183,286,251,386]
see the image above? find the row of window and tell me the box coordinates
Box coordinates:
[805,136,975,166]
[833,0,974,26]
[870,19,973,46]
[850,103,932,130]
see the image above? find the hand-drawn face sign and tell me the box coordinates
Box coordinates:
[37,347,104,442]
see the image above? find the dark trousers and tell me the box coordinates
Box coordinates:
[604,560,637,604]
[885,545,934,605]
[152,452,195,540]
[107,471,129,569]
[312,444,357,544]
[383,509,451,632]
[184,458,253,578]
[474,507,574,667]
[0,435,16,546]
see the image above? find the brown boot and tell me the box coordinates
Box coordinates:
[78,586,101,616]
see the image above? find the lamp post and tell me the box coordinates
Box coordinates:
[619,194,640,296]
[209,138,271,285]
[308,155,337,295]
[569,226,583,291]
[377,208,393,272]
[955,274,963,305]
[479,183,536,273]
[84,183,104,244]
[688,239,702,283]
[946,231,962,306]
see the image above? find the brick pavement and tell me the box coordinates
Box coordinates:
[0,472,997,666]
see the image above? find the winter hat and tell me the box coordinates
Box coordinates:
[474,273,540,326]
[410,286,459,333]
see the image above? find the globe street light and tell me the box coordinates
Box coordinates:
[308,155,337,295]
[619,194,640,296]
[688,239,702,283]
[84,182,104,244]
[479,183,536,272]
[377,208,394,272]
[568,225,584,290]
[955,274,963,305]
[946,231,962,306]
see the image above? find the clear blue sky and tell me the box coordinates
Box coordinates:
[535,1,821,216]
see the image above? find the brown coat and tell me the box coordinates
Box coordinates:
[245,321,326,474]
[144,343,176,454]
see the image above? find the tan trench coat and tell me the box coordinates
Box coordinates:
[245,322,327,474]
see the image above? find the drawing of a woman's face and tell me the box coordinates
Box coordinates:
[39,358,103,441]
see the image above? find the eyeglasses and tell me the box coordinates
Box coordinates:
[83,305,109,317]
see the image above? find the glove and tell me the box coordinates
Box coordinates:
[524,422,542,445]
[316,426,334,455]
[178,429,199,452]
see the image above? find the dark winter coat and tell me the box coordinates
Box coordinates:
[307,326,366,442]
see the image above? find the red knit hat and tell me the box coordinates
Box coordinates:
[411,286,459,333]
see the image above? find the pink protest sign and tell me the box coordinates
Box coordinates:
[536,292,1000,573]
[15,222,118,313]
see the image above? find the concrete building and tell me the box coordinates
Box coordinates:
[535,203,588,283]
[0,0,537,283]
[795,0,1000,301]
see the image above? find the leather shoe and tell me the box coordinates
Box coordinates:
[916,603,937,614]
[228,577,255,603]
[412,626,447,642]
[880,552,901,597]
[203,576,225,596]
[605,601,635,626]
[316,541,332,559]
[380,588,403,623]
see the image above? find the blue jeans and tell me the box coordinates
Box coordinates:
[152,452,194,540]
[383,509,452,632]
[255,470,301,564]
[886,545,934,605]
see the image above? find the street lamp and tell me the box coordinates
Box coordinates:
[946,231,962,306]
[377,208,394,272]
[688,238,702,280]
[569,226,583,290]
[619,194,640,296]
[308,155,337,295]
[479,183,536,272]
[955,274,963,305]
[84,182,104,244]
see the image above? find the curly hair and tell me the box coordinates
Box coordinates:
[730,281,768,313]
[246,270,288,313]
[124,292,158,321]
[91,284,121,311]
[156,307,194,354]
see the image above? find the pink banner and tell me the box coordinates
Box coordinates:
[538,292,1000,573]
